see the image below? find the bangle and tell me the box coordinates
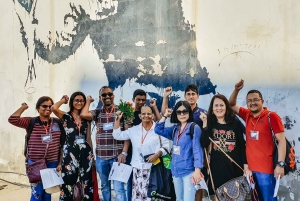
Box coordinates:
[121,152,128,156]
[162,115,167,118]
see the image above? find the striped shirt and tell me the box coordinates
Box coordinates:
[8,116,64,162]
[91,105,124,160]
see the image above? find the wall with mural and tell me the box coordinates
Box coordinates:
[0,0,299,199]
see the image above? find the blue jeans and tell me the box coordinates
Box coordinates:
[173,172,196,201]
[125,155,132,201]
[96,156,126,201]
[28,160,58,201]
[252,171,277,201]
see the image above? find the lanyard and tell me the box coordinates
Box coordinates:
[40,117,51,134]
[251,111,265,131]
[176,123,189,145]
[104,105,115,122]
[141,123,153,144]
[71,113,82,135]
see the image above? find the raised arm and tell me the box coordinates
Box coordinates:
[199,112,210,148]
[11,102,28,117]
[229,79,244,114]
[8,103,31,129]
[80,95,94,121]
[150,99,161,121]
[154,108,174,140]
[52,95,69,119]
[161,87,172,115]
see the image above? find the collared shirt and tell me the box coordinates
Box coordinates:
[90,105,124,160]
[113,122,170,169]
[239,107,284,174]
[154,122,204,177]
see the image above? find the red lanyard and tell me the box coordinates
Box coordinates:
[40,117,51,134]
[251,111,265,131]
[71,113,82,134]
[104,105,115,121]
[141,123,153,144]
[176,123,189,145]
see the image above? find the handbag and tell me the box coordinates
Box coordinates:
[268,112,296,175]
[147,136,176,200]
[73,181,85,201]
[205,137,252,201]
[25,143,49,183]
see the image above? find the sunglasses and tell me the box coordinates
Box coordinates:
[101,92,113,98]
[40,105,52,109]
[74,99,85,103]
[176,109,189,115]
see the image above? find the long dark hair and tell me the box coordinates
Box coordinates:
[207,94,235,129]
[170,101,194,124]
[69,91,86,112]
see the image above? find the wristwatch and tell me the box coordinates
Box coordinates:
[277,161,286,167]
[121,152,128,157]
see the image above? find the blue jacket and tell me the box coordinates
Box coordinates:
[154,121,204,177]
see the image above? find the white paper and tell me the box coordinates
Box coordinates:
[140,141,160,156]
[40,168,64,189]
[108,162,133,183]
[195,179,211,200]
[273,175,280,197]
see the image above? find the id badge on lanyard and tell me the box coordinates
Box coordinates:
[250,131,259,140]
[103,122,114,130]
[41,119,53,143]
[173,145,181,155]
[75,135,85,144]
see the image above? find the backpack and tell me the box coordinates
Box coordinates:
[24,117,66,158]
[171,122,197,140]
[268,112,296,175]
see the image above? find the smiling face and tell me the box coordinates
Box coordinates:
[212,98,226,120]
[72,95,85,111]
[100,87,114,107]
[133,95,146,111]
[38,100,53,118]
[139,106,154,123]
[176,105,189,123]
[246,93,264,115]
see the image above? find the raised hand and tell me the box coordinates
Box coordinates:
[235,79,244,91]
[149,99,156,107]
[21,102,29,110]
[199,111,207,122]
[86,95,94,103]
[164,108,173,118]
[61,95,69,104]
[164,87,173,97]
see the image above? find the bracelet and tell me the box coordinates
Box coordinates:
[121,152,128,156]
[162,115,167,119]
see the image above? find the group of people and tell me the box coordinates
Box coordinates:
[8,79,286,201]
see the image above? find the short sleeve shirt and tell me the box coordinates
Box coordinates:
[239,107,284,173]
[90,105,124,160]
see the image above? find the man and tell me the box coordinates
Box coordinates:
[229,79,286,200]
[161,84,206,201]
[125,89,161,201]
[81,86,129,201]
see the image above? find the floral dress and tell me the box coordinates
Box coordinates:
[59,112,94,201]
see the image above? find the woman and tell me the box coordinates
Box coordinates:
[154,101,204,201]
[8,96,65,201]
[112,106,170,201]
[52,92,94,201]
[199,94,251,200]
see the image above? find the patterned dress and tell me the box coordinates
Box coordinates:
[59,112,94,201]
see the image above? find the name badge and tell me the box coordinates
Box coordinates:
[103,122,114,130]
[42,134,52,143]
[173,145,181,155]
[137,147,145,163]
[75,135,85,144]
[250,131,259,140]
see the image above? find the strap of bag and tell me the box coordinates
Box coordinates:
[208,137,244,171]
[267,112,278,146]
[158,136,170,155]
[204,148,216,193]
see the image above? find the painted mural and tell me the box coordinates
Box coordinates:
[1,0,299,200]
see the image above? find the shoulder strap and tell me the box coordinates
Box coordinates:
[24,117,38,157]
[187,122,197,140]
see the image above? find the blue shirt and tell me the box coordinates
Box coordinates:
[154,122,204,177]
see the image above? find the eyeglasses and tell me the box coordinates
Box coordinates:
[74,99,85,103]
[246,98,262,104]
[101,93,113,97]
[176,109,189,115]
[40,105,52,109]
